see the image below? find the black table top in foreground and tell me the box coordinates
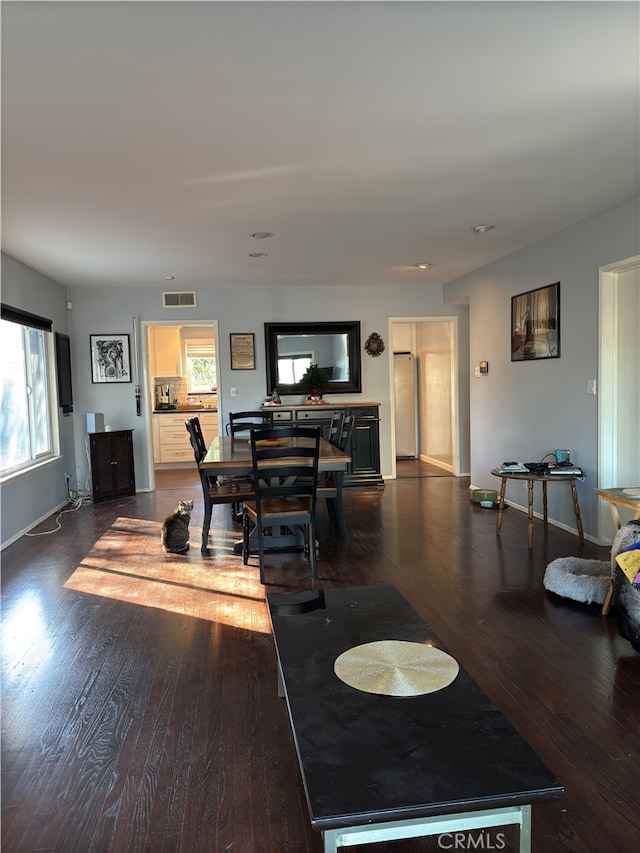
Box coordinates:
[267,585,563,852]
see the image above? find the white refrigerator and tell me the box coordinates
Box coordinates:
[393,352,417,458]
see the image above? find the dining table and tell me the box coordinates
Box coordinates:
[198,435,351,553]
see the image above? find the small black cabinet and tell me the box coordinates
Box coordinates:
[89,429,136,503]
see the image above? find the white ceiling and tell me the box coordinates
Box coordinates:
[2,1,639,290]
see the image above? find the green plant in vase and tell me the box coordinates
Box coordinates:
[299,361,330,402]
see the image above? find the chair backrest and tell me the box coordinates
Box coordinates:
[337,414,355,455]
[227,410,274,437]
[249,425,321,517]
[323,410,344,445]
[185,416,216,495]
[185,417,207,464]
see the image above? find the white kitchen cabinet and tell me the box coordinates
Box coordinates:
[199,411,218,446]
[152,327,182,377]
[153,411,219,464]
[158,414,192,463]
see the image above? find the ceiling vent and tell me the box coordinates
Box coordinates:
[162,291,197,308]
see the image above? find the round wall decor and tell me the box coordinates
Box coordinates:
[364,332,385,357]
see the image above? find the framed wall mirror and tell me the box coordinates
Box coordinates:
[265,321,362,395]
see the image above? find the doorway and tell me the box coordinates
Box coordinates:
[598,255,640,542]
[389,317,460,479]
[141,320,219,492]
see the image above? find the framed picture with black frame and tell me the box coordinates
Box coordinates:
[511,282,560,361]
[90,334,132,383]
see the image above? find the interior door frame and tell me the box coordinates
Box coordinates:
[388,316,461,479]
[598,254,639,543]
[142,319,219,492]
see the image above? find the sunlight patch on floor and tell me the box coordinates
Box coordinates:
[1,591,54,679]
[63,517,270,632]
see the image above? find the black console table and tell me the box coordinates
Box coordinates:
[267,585,562,852]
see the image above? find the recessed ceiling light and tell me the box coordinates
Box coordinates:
[251,232,273,239]
[248,252,268,258]
[473,225,494,234]
[165,275,175,280]
[415,263,430,269]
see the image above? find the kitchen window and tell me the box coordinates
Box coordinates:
[184,339,217,393]
[1,311,57,477]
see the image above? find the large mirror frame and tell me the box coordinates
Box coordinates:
[265,321,362,396]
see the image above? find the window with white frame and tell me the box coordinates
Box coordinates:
[1,308,57,477]
[184,338,217,392]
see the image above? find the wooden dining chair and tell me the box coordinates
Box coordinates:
[242,426,321,584]
[185,417,256,551]
[224,410,275,520]
[317,414,354,540]
[323,410,344,445]
[226,410,274,436]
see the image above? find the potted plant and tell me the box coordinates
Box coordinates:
[299,361,330,403]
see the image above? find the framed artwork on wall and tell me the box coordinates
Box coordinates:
[90,334,131,383]
[511,282,560,361]
[230,333,255,370]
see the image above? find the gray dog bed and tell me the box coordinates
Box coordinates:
[543,556,610,605]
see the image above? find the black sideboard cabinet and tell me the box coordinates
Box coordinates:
[89,429,136,503]
[265,404,383,488]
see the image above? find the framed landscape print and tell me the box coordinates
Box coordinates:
[90,334,132,383]
[511,282,560,361]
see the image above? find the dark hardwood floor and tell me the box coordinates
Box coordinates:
[395,458,452,478]
[2,476,638,852]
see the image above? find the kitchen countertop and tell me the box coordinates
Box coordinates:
[153,407,217,414]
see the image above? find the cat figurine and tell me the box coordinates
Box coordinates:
[161,499,193,554]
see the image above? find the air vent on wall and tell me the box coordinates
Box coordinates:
[162,291,197,308]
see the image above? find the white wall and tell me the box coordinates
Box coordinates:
[64,283,469,493]
[1,253,76,546]
[443,195,640,539]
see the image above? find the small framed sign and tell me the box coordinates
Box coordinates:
[230,333,255,370]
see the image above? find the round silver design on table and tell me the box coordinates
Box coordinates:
[334,640,459,697]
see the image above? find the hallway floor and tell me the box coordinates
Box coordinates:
[395,458,452,478]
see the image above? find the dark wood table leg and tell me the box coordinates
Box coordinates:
[201,498,212,552]
[542,481,548,525]
[569,479,584,545]
[496,477,507,537]
[527,479,534,550]
[332,472,348,540]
